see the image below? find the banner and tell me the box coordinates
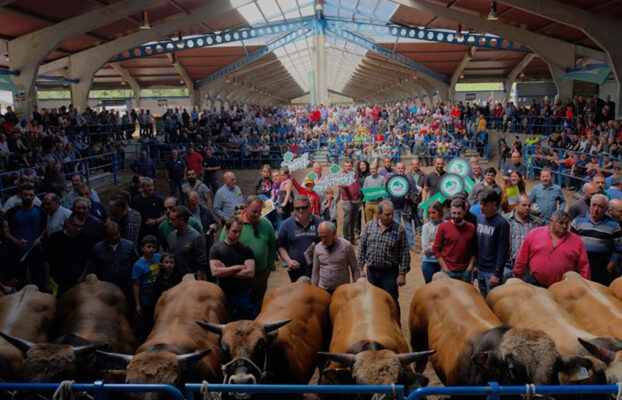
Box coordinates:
[315,169,356,194]
[561,64,612,85]
[281,152,311,172]
[362,186,387,202]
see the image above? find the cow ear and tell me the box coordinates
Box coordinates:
[578,338,616,365]
[472,351,496,370]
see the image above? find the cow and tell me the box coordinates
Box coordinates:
[0,285,55,381]
[409,273,582,387]
[198,277,330,399]
[0,275,134,382]
[609,277,622,302]
[98,274,227,398]
[487,278,619,385]
[549,271,622,384]
[318,278,433,397]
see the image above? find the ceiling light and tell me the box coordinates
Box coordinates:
[139,10,151,30]
[315,0,323,12]
[176,32,184,48]
[487,1,499,21]
[456,25,462,40]
[519,72,525,78]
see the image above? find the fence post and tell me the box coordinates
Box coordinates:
[112,152,118,187]
[83,157,90,187]
[487,382,500,400]
[557,150,564,187]
[92,380,106,400]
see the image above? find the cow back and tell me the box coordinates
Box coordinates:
[610,277,622,302]
[409,273,500,385]
[549,272,622,340]
[0,286,55,380]
[138,276,228,382]
[257,278,330,383]
[55,274,135,354]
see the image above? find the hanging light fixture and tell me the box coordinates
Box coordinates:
[456,24,462,40]
[487,1,499,21]
[139,10,151,30]
[176,32,184,47]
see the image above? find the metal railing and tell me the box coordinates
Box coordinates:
[185,383,405,399]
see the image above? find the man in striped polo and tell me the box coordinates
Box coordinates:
[571,194,622,285]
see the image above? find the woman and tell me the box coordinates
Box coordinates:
[501,170,526,213]
[277,166,294,222]
[421,201,443,284]
[254,164,273,201]
[356,160,370,236]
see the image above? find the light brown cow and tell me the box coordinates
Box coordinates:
[319,278,433,396]
[609,277,622,302]
[550,271,622,383]
[1,274,135,382]
[410,273,581,386]
[198,277,330,398]
[98,274,227,398]
[0,285,55,381]
[487,278,620,384]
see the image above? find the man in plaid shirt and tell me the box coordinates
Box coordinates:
[503,194,542,283]
[358,200,410,311]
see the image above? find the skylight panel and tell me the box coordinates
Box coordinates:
[238,3,266,25]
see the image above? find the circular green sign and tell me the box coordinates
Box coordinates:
[329,164,341,173]
[306,172,318,181]
[386,175,410,198]
[448,158,470,177]
[283,151,294,162]
[440,174,465,198]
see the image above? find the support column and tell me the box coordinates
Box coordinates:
[504,53,536,103]
[449,47,476,101]
[110,63,141,109]
[312,19,328,105]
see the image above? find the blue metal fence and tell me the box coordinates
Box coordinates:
[185,383,405,399]
[0,381,185,400]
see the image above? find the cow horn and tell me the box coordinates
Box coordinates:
[96,350,134,365]
[196,321,225,335]
[396,350,436,365]
[177,349,212,368]
[262,319,291,333]
[73,342,109,357]
[317,352,356,366]
[0,331,35,353]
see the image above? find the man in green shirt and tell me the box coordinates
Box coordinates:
[220,195,276,310]
[159,196,203,249]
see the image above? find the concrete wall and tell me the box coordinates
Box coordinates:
[453,90,506,104]
[37,97,193,116]
[515,82,557,106]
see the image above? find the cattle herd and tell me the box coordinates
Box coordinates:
[2,272,622,399]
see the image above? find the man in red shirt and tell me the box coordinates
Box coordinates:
[432,198,477,283]
[184,145,203,175]
[513,210,590,287]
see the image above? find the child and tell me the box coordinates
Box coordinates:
[154,253,181,299]
[132,235,161,342]
[321,188,338,228]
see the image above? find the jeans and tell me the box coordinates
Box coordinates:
[446,269,473,283]
[169,178,183,197]
[477,270,495,297]
[342,201,361,243]
[287,264,312,283]
[394,209,415,248]
[226,290,257,321]
[502,267,514,283]
[421,261,441,284]
[366,267,399,313]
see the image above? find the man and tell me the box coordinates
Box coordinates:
[159,196,204,247]
[202,148,221,194]
[44,213,90,295]
[72,197,104,247]
[501,151,527,183]
[182,169,211,208]
[470,163,484,184]
[90,221,139,305]
[312,162,324,183]
[165,149,186,197]
[571,194,622,285]
[131,177,165,240]
[378,157,394,178]
[108,193,142,247]
[503,195,542,282]
[469,167,502,206]
[568,182,598,221]
[130,150,156,179]
[529,168,566,221]
[183,145,203,175]
[78,184,108,222]
[2,181,42,212]
[593,173,607,195]
[432,198,477,283]
[277,195,323,282]
[42,193,71,236]
[167,206,207,280]
[389,162,417,252]
[610,199,622,223]
[476,188,510,296]
[362,163,386,222]
[4,184,47,290]
[312,221,359,294]
[62,174,101,209]
[607,174,622,200]
[339,159,362,243]
[214,171,244,221]
[357,200,409,310]
[209,215,256,320]
[423,157,447,202]
[513,210,590,287]
[220,195,275,310]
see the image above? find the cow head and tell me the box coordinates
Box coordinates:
[579,337,622,385]
[0,331,107,382]
[471,327,595,386]
[318,350,434,397]
[197,319,290,398]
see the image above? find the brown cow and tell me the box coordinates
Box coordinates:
[0,285,55,381]
[198,277,330,398]
[487,278,620,385]
[1,274,135,382]
[410,273,579,386]
[98,274,227,398]
[318,278,433,396]
[550,271,622,384]
[609,277,622,302]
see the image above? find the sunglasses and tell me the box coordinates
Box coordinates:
[165,206,176,210]
[294,205,309,211]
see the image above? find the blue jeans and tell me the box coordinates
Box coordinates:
[421,261,440,284]
[477,270,495,297]
[446,269,473,283]
[502,267,514,283]
[366,267,399,312]
[394,209,415,248]
[226,290,257,321]
[169,178,183,197]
